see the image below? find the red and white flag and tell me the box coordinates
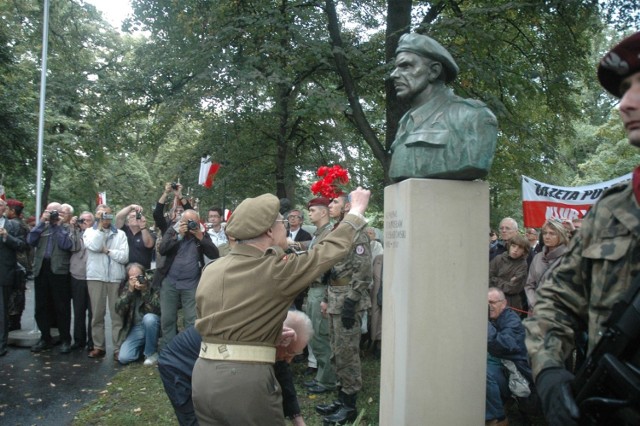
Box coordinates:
[96,192,107,206]
[521,174,631,228]
[199,157,220,189]
[0,185,5,200]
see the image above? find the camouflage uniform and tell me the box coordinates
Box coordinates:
[326,229,372,394]
[524,182,640,378]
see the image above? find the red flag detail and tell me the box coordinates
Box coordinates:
[204,163,220,189]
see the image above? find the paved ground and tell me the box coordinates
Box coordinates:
[0,280,121,425]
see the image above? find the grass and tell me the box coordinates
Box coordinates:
[72,348,382,425]
[73,344,543,425]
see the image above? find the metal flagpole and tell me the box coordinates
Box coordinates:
[35,0,50,222]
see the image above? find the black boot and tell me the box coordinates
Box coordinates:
[323,392,357,425]
[316,390,344,416]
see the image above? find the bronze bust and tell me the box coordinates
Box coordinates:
[389,33,498,181]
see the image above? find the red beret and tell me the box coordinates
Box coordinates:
[6,199,24,208]
[598,32,640,98]
[307,197,330,209]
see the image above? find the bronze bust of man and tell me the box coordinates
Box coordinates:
[389,33,498,181]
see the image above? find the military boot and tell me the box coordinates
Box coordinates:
[323,392,357,425]
[316,390,344,416]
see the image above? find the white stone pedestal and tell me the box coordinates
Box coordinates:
[380,178,489,425]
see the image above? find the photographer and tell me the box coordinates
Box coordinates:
[27,202,73,354]
[115,204,156,269]
[83,205,129,359]
[115,263,160,366]
[157,210,218,350]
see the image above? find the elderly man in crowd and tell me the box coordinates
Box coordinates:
[525,32,640,426]
[192,187,370,425]
[157,209,218,350]
[27,202,73,354]
[486,287,532,426]
[83,204,129,359]
[490,217,519,260]
[69,211,95,351]
[0,199,27,356]
[115,204,156,270]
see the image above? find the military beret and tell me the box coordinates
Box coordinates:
[6,199,24,208]
[224,193,280,240]
[307,197,330,209]
[598,32,640,98]
[396,33,459,84]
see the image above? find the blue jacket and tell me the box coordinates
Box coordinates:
[488,308,533,384]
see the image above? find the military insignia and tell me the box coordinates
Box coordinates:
[355,244,366,255]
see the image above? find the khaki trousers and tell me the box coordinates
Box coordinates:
[192,358,285,426]
[87,280,123,351]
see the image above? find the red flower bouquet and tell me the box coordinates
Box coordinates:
[310,165,350,199]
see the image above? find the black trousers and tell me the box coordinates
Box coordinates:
[34,260,71,343]
[71,276,93,347]
[0,285,10,352]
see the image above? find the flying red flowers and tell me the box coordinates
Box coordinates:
[310,165,350,199]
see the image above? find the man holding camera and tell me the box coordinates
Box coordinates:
[158,209,218,350]
[115,263,161,366]
[83,205,129,359]
[27,202,73,353]
[115,204,156,269]
[69,211,95,351]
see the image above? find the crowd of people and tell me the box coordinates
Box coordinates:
[1,30,639,426]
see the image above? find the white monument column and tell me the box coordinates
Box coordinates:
[380,178,489,425]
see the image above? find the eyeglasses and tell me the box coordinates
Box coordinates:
[275,219,289,227]
[488,299,505,305]
[525,231,537,235]
[287,215,301,220]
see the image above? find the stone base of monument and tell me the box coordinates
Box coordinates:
[380,178,489,425]
[9,328,60,348]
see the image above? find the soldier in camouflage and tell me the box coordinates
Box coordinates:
[524,31,640,426]
[315,193,372,425]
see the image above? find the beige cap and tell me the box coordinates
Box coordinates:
[225,194,280,240]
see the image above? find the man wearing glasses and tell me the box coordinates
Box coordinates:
[287,209,312,248]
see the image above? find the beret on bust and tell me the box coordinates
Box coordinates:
[6,199,24,208]
[598,32,640,98]
[224,193,280,240]
[307,197,331,209]
[396,33,459,84]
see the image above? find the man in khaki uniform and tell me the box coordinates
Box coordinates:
[193,188,370,426]
[316,193,372,425]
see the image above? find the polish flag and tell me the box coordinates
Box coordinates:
[199,157,220,189]
[96,192,107,206]
[0,185,5,200]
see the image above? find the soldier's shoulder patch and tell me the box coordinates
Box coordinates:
[355,244,366,256]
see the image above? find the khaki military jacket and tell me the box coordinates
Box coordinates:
[195,213,366,348]
[326,227,372,315]
[524,181,640,378]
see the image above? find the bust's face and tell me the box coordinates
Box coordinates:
[391,52,433,101]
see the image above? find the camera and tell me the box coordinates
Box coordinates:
[206,223,214,229]
[49,210,59,221]
[187,219,198,230]
[77,218,86,225]
[102,213,114,220]
[136,211,142,220]
[137,274,146,284]
[171,182,179,190]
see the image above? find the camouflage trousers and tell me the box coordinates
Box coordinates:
[328,310,363,394]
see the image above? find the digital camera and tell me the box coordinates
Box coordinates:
[49,210,59,221]
[187,219,198,230]
[171,182,179,190]
[137,275,146,284]
[103,213,114,220]
[136,211,142,220]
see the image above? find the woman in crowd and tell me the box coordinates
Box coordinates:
[524,219,569,312]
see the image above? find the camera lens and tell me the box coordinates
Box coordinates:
[171,182,178,190]
[137,275,146,284]
[136,212,142,220]
[187,219,198,230]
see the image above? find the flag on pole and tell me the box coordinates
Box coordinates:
[96,192,107,206]
[0,185,5,200]
[199,156,220,189]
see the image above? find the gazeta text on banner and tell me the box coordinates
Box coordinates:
[521,174,632,228]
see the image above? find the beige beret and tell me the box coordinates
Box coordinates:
[225,193,280,240]
[396,33,459,84]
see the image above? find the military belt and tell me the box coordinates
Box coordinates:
[330,277,350,287]
[199,342,275,363]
